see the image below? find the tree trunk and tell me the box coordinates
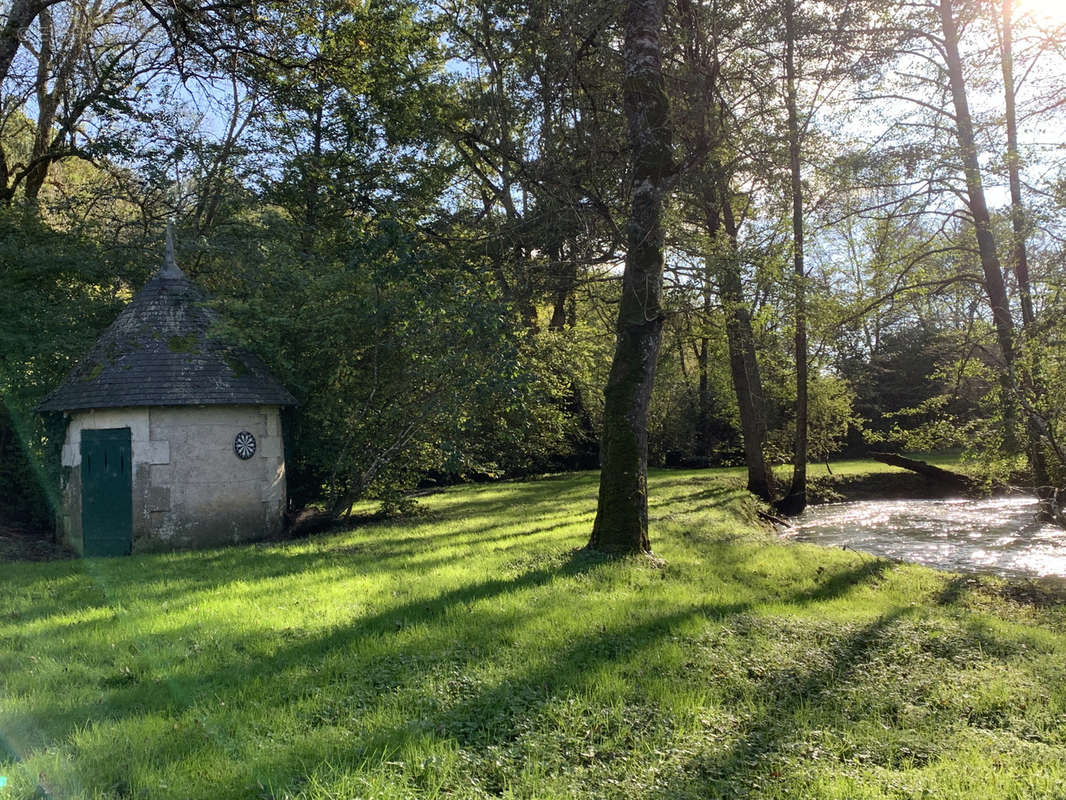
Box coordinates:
[696,327,711,458]
[0,0,53,87]
[999,0,1050,490]
[548,245,576,332]
[1000,0,1034,335]
[940,0,1018,453]
[780,0,807,516]
[0,0,62,206]
[301,100,325,255]
[589,0,671,554]
[22,5,56,205]
[716,176,774,501]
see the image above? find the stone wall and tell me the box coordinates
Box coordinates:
[61,405,285,552]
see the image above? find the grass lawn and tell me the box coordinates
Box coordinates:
[2,464,1065,799]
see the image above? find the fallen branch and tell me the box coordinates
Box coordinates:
[758,509,792,527]
[868,451,973,491]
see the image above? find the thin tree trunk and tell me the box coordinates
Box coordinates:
[548,246,576,332]
[1000,0,1050,490]
[780,0,807,515]
[940,0,1018,454]
[589,0,672,554]
[1000,0,1034,334]
[23,5,57,204]
[695,201,713,462]
[675,0,772,498]
[696,322,711,458]
[301,100,325,255]
[716,176,774,501]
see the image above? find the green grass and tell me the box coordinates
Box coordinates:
[2,465,1065,799]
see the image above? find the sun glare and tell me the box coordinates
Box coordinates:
[1015,0,1066,26]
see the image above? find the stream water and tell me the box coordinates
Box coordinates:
[786,496,1066,580]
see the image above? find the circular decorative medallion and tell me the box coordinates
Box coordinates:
[234,431,257,460]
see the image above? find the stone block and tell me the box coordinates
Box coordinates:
[150,463,173,485]
[147,486,171,512]
[173,445,262,481]
[138,440,170,465]
[262,474,285,503]
[183,478,260,512]
[150,423,187,443]
[92,408,150,442]
[265,409,280,437]
[148,511,177,541]
[258,435,282,459]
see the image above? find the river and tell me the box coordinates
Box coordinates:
[786,496,1066,580]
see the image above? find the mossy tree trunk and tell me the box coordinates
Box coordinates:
[588,0,672,555]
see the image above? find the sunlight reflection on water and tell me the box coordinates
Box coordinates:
[786,496,1066,579]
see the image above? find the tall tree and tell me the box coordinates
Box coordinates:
[938,0,1019,454]
[438,0,625,332]
[673,0,776,500]
[588,0,672,554]
[779,0,808,514]
[998,0,1050,490]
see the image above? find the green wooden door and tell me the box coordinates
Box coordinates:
[80,428,132,556]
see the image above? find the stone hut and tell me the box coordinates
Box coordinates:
[37,232,296,555]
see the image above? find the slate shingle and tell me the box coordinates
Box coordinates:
[37,262,296,412]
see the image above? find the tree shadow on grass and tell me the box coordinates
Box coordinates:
[3,538,899,798]
[420,476,599,519]
[0,509,598,632]
[646,605,913,800]
[936,573,1066,609]
[337,558,902,794]
[1,470,742,630]
[791,558,893,606]
[0,550,606,748]
[645,568,1056,800]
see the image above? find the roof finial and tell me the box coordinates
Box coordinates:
[161,219,185,278]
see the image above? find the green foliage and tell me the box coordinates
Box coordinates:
[650,313,741,466]
[807,374,863,462]
[6,0,1066,515]
[768,373,861,464]
[866,396,976,452]
[0,210,134,523]
[211,214,571,512]
[837,326,967,444]
[859,336,1026,479]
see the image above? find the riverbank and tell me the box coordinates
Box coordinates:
[3,468,1066,799]
[807,469,969,503]
[802,453,1003,504]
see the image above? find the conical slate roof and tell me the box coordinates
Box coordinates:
[37,232,296,412]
